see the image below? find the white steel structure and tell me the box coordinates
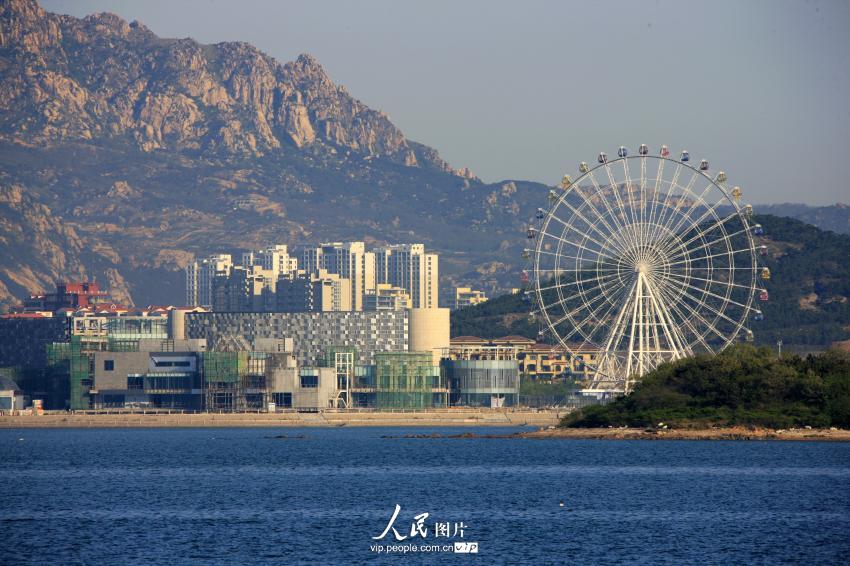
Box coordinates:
[526,145,764,393]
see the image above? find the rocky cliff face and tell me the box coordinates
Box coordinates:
[0,0,456,171]
[0,0,544,309]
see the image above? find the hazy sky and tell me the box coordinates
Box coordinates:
[43,0,850,205]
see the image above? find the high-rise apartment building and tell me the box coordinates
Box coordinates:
[277,270,352,312]
[241,244,297,278]
[300,242,374,311]
[374,244,439,309]
[185,254,233,307]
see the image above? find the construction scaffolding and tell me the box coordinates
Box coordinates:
[46,335,108,410]
[322,346,357,407]
[374,351,446,409]
[203,351,269,411]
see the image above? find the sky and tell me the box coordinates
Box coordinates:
[43,0,850,205]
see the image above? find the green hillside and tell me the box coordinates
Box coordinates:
[451,214,850,348]
[560,344,850,429]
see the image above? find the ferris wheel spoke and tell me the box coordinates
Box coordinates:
[648,283,727,346]
[639,156,647,229]
[659,206,737,265]
[534,270,621,293]
[656,274,759,314]
[646,158,667,236]
[534,247,620,266]
[654,280,744,349]
[586,169,632,237]
[618,158,641,230]
[650,168,706,247]
[546,203,629,255]
[545,290,614,335]
[604,161,642,249]
[651,281,717,353]
[541,270,631,321]
[666,245,752,269]
[652,280,744,348]
[662,269,755,292]
[538,230,624,264]
[667,224,752,264]
[649,162,684,241]
[552,284,627,346]
[677,210,742,251]
[540,271,627,315]
[666,177,725,238]
[569,185,632,253]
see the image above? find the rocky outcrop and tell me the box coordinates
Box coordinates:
[0,0,526,310]
[0,0,461,171]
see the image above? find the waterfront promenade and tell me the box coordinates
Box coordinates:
[0,408,565,428]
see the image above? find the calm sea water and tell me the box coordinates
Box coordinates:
[2,427,849,564]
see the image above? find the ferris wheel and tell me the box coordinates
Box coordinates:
[524,145,768,393]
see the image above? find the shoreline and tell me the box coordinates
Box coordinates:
[0,409,564,429]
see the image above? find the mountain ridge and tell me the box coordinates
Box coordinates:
[0,0,848,313]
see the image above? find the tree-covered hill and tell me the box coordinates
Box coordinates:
[561,344,850,429]
[451,214,850,348]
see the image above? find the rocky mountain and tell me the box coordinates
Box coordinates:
[0,0,846,312]
[0,0,544,309]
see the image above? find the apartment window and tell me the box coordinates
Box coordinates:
[104,360,115,371]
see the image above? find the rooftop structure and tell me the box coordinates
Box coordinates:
[454,287,488,310]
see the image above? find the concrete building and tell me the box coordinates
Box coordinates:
[454,287,488,310]
[269,366,339,409]
[363,284,411,311]
[277,270,352,312]
[185,254,233,307]
[374,244,439,309]
[91,340,207,410]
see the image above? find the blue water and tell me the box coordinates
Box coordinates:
[2,428,849,564]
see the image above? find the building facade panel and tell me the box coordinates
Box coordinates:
[184,311,409,366]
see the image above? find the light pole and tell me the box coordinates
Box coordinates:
[776,339,783,356]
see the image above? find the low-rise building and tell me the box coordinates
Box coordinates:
[448,335,597,381]
[0,375,28,412]
[442,359,519,407]
[91,340,207,410]
[454,287,488,310]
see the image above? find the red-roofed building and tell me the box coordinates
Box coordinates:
[22,281,109,313]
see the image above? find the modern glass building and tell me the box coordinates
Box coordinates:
[442,359,520,407]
